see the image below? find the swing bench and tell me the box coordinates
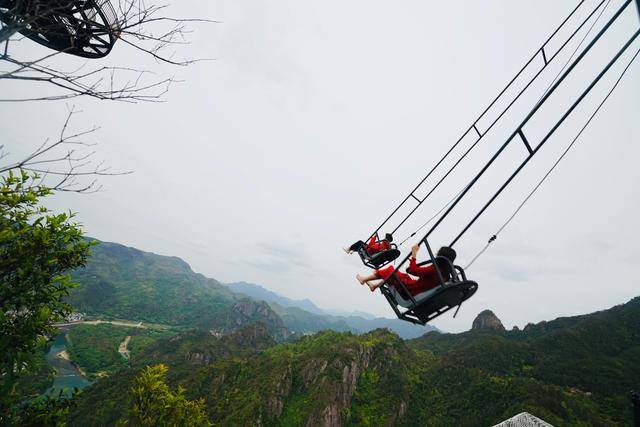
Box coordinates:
[356,233,401,269]
[380,244,478,325]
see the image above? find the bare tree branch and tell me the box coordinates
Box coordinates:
[0,0,214,102]
[0,107,131,193]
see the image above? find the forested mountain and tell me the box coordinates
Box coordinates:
[69,297,640,426]
[228,282,329,315]
[405,297,640,425]
[229,281,437,338]
[69,240,435,339]
[67,240,289,339]
[68,240,231,322]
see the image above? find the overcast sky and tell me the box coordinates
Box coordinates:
[3,0,640,332]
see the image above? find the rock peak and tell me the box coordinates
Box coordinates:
[472,310,505,331]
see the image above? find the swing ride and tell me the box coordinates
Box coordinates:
[351,0,640,325]
[0,0,121,58]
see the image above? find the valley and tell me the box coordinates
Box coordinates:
[27,239,640,426]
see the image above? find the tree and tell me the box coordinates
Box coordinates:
[13,389,81,427]
[1,107,130,194]
[119,364,211,427]
[0,0,212,102]
[0,169,91,420]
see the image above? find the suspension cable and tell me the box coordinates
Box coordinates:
[394,0,612,250]
[465,43,640,269]
[540,0,612,102]
[368,0,605,242]
[396,182,471,247]
[447,1,638,248]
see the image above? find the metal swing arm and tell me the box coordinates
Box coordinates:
[379,0,640,323]
[449,0,640,247]
[367,0,610,244]
[386,0,638,285]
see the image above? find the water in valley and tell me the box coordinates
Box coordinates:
[44,332,92,396]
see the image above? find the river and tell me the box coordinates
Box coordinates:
[44,332,92,396]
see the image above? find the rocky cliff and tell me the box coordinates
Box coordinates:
[472,309,505,331]
[207,298,291,341]
[71,297,640,426]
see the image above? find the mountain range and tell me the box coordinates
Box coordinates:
[228,281,437,339]
[67,239,437,339]
[68,296,640,425]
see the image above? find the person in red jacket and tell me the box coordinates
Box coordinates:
[355,243,457,296]
[344,233,392,256]
[404,243,457,292]
[356,264,418,294]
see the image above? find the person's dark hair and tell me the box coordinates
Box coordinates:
[384,233,393,242]
[437,246,456,262]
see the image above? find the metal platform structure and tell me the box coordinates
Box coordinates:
[0,0,121,58]
[493,412,554,427]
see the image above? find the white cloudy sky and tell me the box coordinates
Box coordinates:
[3,0,640,332]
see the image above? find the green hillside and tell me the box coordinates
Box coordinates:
[69,297,640,426]
[67,240,290,339]
[68,240,233,324]
[68,239,432,341]
[406,297,640,425]
[65,324,174,379]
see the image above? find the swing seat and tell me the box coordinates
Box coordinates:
[358,245,400,269]
[381,256,478,325]
[366,248,401,268]
[385,280,477,324]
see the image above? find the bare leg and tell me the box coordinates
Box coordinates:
[356,272,378,285]
[367,279,385,292]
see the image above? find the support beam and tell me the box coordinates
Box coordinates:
[518,129,534,154]
[450,26,640,247]
[473,124,482,138]
[366,0,600,243]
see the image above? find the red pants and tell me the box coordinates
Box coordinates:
[376,264,432,297]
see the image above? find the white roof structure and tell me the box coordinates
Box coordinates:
[493,412,554,427]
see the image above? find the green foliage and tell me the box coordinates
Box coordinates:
[14,342,56,396]
[405,298,640,426]
[0,170,91,419]
[67,240,235,327]
[71,297,640,426]
[66,324,130,379]
[15,389,80,427]
[66,324,174,379]
[118,364,211,427]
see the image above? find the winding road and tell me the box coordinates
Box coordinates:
[118,336,132,360]
[54,320,147,328]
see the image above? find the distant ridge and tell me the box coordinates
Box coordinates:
[227,281,438,339]
[227,282,376,319]
[227,282,330,316]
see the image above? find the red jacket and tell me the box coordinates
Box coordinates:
[366,235,390,255]
[406,257,441,292]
